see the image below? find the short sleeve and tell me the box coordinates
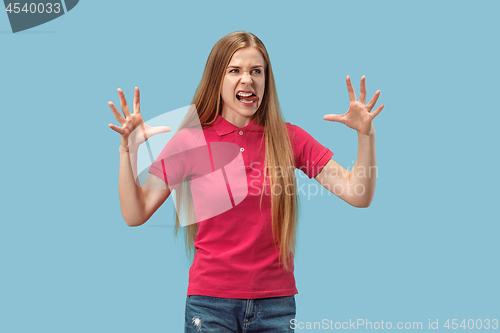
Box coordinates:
[148,142,186,191]
[148,128,207,190]
[286,123,334,179]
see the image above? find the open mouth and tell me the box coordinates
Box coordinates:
[236,92,258,104]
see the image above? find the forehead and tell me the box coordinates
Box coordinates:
[228,47,265,67]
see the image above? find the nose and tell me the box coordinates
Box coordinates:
[240,72,253,84]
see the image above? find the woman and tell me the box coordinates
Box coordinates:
[108,31,383,332]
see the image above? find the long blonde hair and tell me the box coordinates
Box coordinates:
[174,31,299,271]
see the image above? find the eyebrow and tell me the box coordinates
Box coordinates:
[227,65,264,69]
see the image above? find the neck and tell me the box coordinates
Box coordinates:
[220,111,253,128]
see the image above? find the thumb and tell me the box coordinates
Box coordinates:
[323,114,344,124]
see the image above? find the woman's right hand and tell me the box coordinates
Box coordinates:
[108,87,170,153]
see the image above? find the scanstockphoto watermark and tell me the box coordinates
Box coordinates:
[290,318,500,330]
[128,104,379,226]
[290,318,423,330]
[247,161,378,199]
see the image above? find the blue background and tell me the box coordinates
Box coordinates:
[1,1,499,332]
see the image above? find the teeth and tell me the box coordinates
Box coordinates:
[237,92,253,97]
[240,99,254,104]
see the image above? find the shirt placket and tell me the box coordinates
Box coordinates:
[236,129,248,168]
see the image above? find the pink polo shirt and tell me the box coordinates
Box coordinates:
[148,115,333,299]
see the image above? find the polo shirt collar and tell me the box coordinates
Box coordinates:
[212,115,265,136]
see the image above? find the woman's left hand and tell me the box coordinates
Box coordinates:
[323,75,384,136]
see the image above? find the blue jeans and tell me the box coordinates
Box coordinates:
[185,295,296,332]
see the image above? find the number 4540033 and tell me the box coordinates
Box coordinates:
[444,319,498,330]
[5,2,61,14]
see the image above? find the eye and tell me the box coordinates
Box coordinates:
[252,69,262,74]
[229,69,239,73]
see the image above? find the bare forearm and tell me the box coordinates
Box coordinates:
[321,75,383,207]
[118,147,146,226]
[349,128,377,207]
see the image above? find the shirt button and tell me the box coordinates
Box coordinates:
[239,131,243,135]
[240,147,245,152]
